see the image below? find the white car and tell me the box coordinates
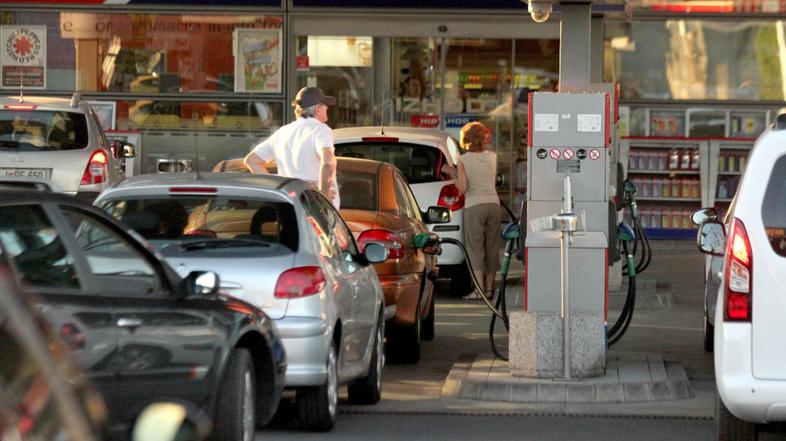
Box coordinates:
[0,94,130,200]
[694,121,786,440]
[333,126,474,296]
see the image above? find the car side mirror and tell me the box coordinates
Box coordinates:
[697,221,726,256]
[364,242,387,263]
[184,271,220,296]
[691,207,718,226]
[122,142,137,158]
[132,402,210,441]
[424,206,451,224]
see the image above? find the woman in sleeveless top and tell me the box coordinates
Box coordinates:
[456,122,501,300]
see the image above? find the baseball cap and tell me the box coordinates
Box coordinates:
[293,87,337,108]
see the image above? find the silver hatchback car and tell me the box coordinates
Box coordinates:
[0,94,128,199]
[94,172,387,431]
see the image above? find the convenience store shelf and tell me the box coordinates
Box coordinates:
[637,197,702,202]
[628,170,700,175]
[718,171,743,176]
[643,228,698,240]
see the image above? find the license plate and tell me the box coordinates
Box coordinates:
[0,168,52,180]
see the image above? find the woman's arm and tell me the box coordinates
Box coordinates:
[456,161,468,194]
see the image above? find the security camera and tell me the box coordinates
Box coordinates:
[526,0,552,23]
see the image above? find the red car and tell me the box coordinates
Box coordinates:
[337,157,449,364]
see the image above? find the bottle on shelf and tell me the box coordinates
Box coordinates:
[669,149,680,170]
[681,178,691,199]
[691,178,701,199]
[651,209,661,229]
[648,151,658,171]
[652,177,662,197]
[629,152,638,170]
[739,153,747,171]
[658,150,668,171]
[718,153,726,172]
[728,154,736,173]
[691,149,700,170]
[681,209,692,229]
[717,178,728,199]
[671,178,681,198]
[662,178,671,197]
[680,149,691,170]
[638,151,648,170]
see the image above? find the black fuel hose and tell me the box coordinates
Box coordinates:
[609,240,636,346]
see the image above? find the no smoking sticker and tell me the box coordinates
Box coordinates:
[563,149,575,160]
[589,149,601,160]
[549,148,561,160]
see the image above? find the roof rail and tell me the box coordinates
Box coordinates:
[70,92,82,108]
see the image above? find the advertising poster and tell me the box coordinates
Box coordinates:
[1,26,46,89]
[233,28,282,93]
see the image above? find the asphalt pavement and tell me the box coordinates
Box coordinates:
[355,240,717,418]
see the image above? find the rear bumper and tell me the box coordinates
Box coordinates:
[716,321,786,423]
[274,317,331,387]
[378,273,421,326]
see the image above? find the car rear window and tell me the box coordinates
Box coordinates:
[762,156,786,257]
[0,109,88,151]
[101,196,298,252]
[335,142,448,184]
[337,169,378,211]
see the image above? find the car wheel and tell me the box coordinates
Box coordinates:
[296,343,338,431]
[716,392,758,441]
[348,317,384,404]
[421,290,435,341]
[450,263,475,298]
[213,349,256,441]
[388,313,421,364]
[704,315,714,353]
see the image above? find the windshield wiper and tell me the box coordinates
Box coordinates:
[179,238,271,251]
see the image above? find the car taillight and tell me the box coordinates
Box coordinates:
[357,229,405,259]
[724,218,752,322]
[438,184,464,211]
[4,103,36,111]
[80,150,109,185]
[274,266,326,299]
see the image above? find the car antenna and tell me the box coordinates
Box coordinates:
[379,94,385,135]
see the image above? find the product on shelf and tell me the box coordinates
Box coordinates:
[691,150,700,170]
[680,150,692,170]
[669,149,680,170]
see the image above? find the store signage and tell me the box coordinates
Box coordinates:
[296,55,310,71]
[395,97,501,115]
[233,28,282,93]
[444,114,477,128]
[410,114,440,128]
[1,26,46,89]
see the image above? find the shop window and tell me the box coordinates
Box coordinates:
[2,11,283,95]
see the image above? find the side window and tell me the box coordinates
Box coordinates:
[0,205,80,289]
[302,191,358,258]
[393,174,415,219]
[301,192,339,258]
[396,173,422,222]
[61,208,161,295]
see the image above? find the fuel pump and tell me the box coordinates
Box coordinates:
[509,92,611,379]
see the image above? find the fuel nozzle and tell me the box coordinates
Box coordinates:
[617,222,636,277]
[622,178,639,220]
[412,232,440,249]
[501,222,520,241]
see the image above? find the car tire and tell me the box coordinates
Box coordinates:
[348,317,384,405]
[450,263,475,298]
[213,349,256,441]
[296,343,338,431]
[421,290,435,341]
[716,392,758,441]
[388,314,421,364]
[704,315,714,353]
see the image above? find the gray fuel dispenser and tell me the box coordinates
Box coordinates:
[509,92,610,379]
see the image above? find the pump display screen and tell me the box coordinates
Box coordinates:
[556,159,580,173]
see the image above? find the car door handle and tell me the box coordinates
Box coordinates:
[117,317,143,328]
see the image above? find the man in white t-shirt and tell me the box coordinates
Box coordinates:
[243,86,340,208]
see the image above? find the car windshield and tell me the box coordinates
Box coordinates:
[335,142,448,184]
[0,110,88,151]
[101,196,298,252]
[336,169,378,211]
